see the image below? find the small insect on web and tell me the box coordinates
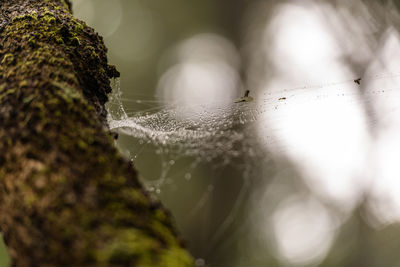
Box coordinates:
[234,90,254,103]
[106,72,400,183]
[105,72,400,254]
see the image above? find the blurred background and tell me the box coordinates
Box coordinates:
[4,0,400,266]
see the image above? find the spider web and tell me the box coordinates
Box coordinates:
[105,72,400,262]
[107,72,400,169]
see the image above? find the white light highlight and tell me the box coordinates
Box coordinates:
[272,196,337,266]
[157,34,240,118]
[257,2,371,209]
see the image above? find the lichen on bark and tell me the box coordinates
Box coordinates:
[0,0,194,266]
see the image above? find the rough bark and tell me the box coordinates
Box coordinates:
[0,0,194,266]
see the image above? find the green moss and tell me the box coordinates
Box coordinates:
[86,45,98,58]
[0,0,193,265]
[51,81,81,103]
[97,155,108,164]
[151,220,179,246]
[0,88,16,100]
[28,36,38,48]
[23,95,35,104]
[93,226,194,266]
[95,228,158,264]
[19,81,28,88]
[159,247,194,267]
[154,208,168,223]
[74,23,84,33]
[12,11,38,22]
[122,188,149,207]
[61,0,71,11]
[77,139,88,150]
[49,57,67,65]
[1,54,14,65]
[70,36,80,46]
[44,15,56,25]
[43,10,55,17]
[23,193,37,208]
[55,36,64,44]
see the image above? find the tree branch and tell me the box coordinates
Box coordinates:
[0,0,193,265]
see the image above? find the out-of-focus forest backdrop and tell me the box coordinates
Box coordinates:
[3,0,400,266]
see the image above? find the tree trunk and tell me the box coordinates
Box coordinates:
[0,0,194,266]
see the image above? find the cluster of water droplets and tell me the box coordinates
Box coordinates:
[106,72,400,176]
[106,79,263,166]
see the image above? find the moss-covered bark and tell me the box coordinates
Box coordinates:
[0,0,194,266]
